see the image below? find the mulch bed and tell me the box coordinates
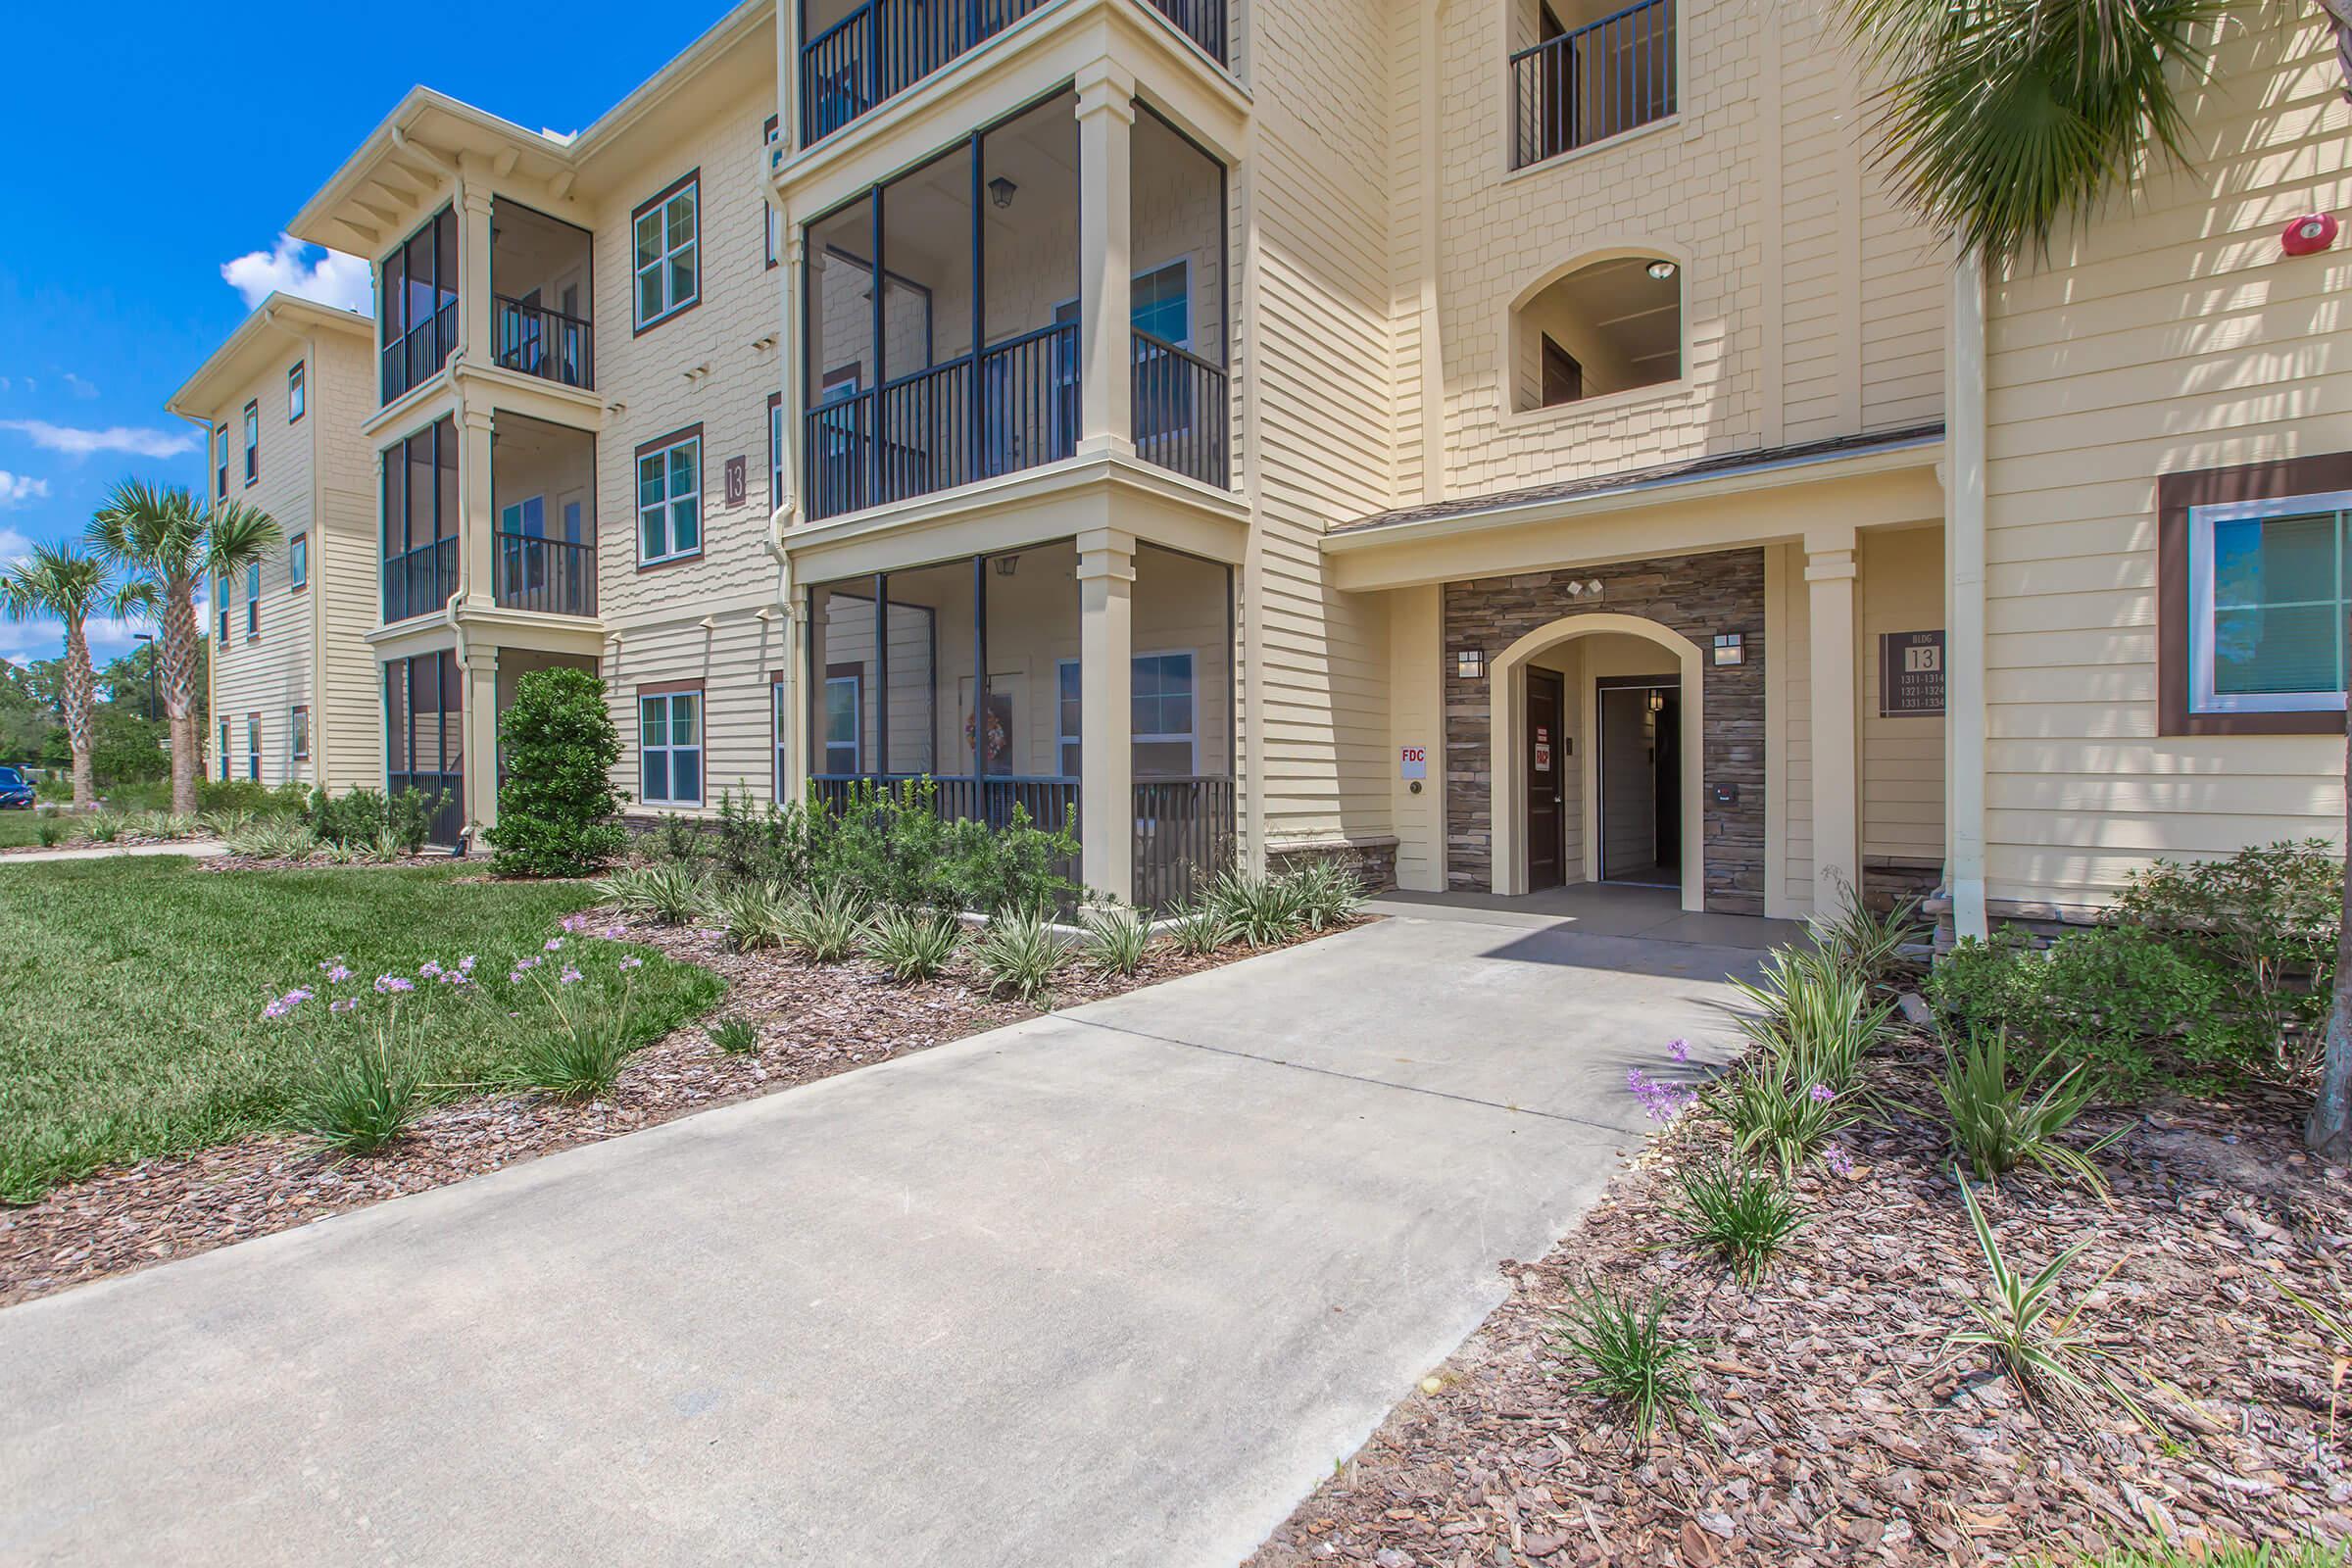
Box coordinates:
[1249,1029,2352,1566]
[196,851,443,872]
[0,911,1360,1309]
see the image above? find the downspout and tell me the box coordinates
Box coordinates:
[1943,250,1988,942]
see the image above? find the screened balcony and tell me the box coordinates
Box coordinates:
[797,0,1228,147]
[1509,0,1676,170]
[381,416,459,624]
[806,540,1235,909]
[800,91,1229,523]
[489,199,595,391]
[378,208,459,405]
[490,415,597,617]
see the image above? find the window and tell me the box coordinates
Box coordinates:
[1130,261,1192,348]
[246,713,261,781]
[636,430,703,565]
[763,120,783,269]
[1541,335,1584,407]
[640,690,703,805]
[288,532,309,592]
[821,669,860,775]
[215,424,228,500]
[772,676,790,801]
[290,705,311,761]
[767,395,784,513]
[219,720,230,781]
[245,562,261,638]
[2160,455,2352,735]
[217,576,229,644]
[288,362,306,422]
[243,402,260,484]
[1052,652,1199,778]
[632,172,701,329]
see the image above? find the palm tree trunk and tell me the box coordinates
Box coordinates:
[161,573,200,815]
[61,621,96,810]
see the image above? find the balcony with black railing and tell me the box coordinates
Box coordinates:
[382,536,459,624]
[491,296,594,391]
[489,198,596,393]
[1509,0,1677,171]
[1131,329,1228,488]
[494,532,597,617]
[798,0,1227,147]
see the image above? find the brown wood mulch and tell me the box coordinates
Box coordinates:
[1249,1031,2352,1567]
[0,912,1358,1310]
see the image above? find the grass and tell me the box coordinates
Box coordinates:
[0,858,722,1200]
[2042,1543,2352,1567]
[1551,1278,1713,1442]
[0,812,47,849]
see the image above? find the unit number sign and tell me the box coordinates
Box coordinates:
[1879,629,1945,716]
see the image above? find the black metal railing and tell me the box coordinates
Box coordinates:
[493,533,597,617]
[803,321,1078,521]
[491,295,594,390]
[1134,774,1234,912]
[1509,0,1676,170]
[1140,0,1224,61]
[1132,329,1228,488]
[388,772,466,846]
[382,537,459,624]
[809,773,1083,887]
[801,0,1052,144]
[380,299,460,403]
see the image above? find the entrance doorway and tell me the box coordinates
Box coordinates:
[1597,677,1681,887]
[1525,668,1567,889]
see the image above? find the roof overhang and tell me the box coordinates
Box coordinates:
[165,292,373,424]
[1323,432,1947,593]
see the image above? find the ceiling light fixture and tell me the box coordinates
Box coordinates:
[1646,260,1677,281]
[989,176,1018,210]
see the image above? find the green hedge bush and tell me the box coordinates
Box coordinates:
[488,668,626,878]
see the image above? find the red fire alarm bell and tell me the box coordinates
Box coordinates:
[2281,213,2338,257]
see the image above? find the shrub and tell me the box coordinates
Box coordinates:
[1551,1280,1711,1442]
[648,811,706,866]
[487,668,626,878]
[593,862,707,925]
[1810,882,1924,991]
[1283,858,1368,931]
[304,786,440,854]
[1927,926,2264,1089]
[1730,945,1891,1095]
[940,804,1082,915]
[711,788,820,887]
[709,1017,760,1054]
[35,818,65,848]
[1167,899,1232,956]
[811,781,1081,915]
[1935,1026,2117,1193]
[1718,1067,1863,1180]
[2114,839,2339,1053]
[970,907,1068,1004]
[1946,1175,2148,1425]
[283,1040,422,1155]
[778,882,871,963]
[1211,869,1305,948]
[81,814,122,844]
[195,778,310,818]
[864,907,963,982]
[501,1013,638,1102]
[1667,1156,1806,1282]
[1078,904,1152,976]
[710,879,793,952]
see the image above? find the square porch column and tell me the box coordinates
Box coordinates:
[462,646,500,835]
[1075,62,1136,462]
[459,405,497,610]
[458,178,494,368]
[774,228,806,529]
[1077,527,1136,902]
[1805,529,1860,915]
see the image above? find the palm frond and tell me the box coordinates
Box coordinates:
[202,500,285,578]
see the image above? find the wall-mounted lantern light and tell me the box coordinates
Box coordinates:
[995,554,1021,576]
[989,176,1018,210]
[1455,648,1484,679]
[1646,688,1666,714]
[1712,632,1744,666]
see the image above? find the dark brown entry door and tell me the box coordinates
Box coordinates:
[1526,669,1566,889]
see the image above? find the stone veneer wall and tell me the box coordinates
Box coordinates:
[1266,836,1400,894]
[1443,549,1768,913]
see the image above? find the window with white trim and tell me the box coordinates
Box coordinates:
[245,561,261,638]
[633,175,700,328]
[243,402,260,484]
[636,434,702,564]
[246,712,262,781]
[639,691,703,806]
[1053,652,1199,779]
[2189,490,2352,714]
[772,679,790,801]
[822,673,859,775]
[290,705,311,761]
[288,362,306,422]
[288,532,309,591]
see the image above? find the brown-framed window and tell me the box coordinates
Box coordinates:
[2158,452,2352,736]
[243,401,260,484]
[763,118,782,269]
[767,393,784,514]
[636,426,704,566]
[246,711,262,781]
[639,682,705,806]
[288,532,309,592]
[288,361,306,422]
[245,561,261,639]
[632,171,701,331]
[771,670,790,802]
[215,423,228,499]
[217,574,230,644]
[290,705,311,761]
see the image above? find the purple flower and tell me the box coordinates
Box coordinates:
[544,937,565,953]
[418,960,443,979]
[514,956,542,971]
[561,914,587,934]
[1809,1084,1837,1103]
[560,965,584,986]
[329,997,359,1014]
[508,970,528,986]
[459,955,476,974]
[1823,1145,1856,1179]
[618,955,644,971]
[1626,1066,1696,1123]
[374,974,416,995]
[602,923,625,941]
[1667,1038,1690,1064]
[438,970,471,987]
[319,962,352,984]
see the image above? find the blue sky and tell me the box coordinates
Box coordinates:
[0,0,735,666]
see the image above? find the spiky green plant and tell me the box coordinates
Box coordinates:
[970,907,1069,1004]
[1730,945,1893,1095]
[1282,858,1367,932]
[778,881,871,964]
[1667,1156,1808,1283]
[500,1011,639,1102]
[1809,882,1924,991]
[1551,1279,1712,1443]
[80,813,124,844]
[592,862,707,925]
[283,1039,422,1155]
[710,879,794,953]
[864,907,963,982]
[1078,904,1153,977]
[1211,869,1306,949]
[709,1017,760,1055]
[1718,1066,1864,1181]
[1935,1026,2119,1191]
[1167,899,1233,956]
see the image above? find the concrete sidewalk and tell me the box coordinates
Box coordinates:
[0,838,226,865]
[0,909,1766,1567]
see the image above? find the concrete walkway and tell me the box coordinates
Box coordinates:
[0,906,1770,1567]
[0,838,226,865]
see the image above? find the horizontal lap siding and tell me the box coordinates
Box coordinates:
[314,328,381,794]
[210,352,318,790]
[1981,9,2352,906]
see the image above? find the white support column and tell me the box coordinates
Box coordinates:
[779,596,810,801]
[1805,528,1861,917]
[457,176,494,366]
[458,404,497,610]
[1945,253,1990,941]
[1077,527,1137,902]
[463,645,500,835]
[1075,61,1136,462]
[774,228,806,534]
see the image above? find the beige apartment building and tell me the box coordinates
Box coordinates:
[169,294,377,795]
[187,0,2350,922]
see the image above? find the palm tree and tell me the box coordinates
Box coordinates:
[0,543,118,809]
[89,480,281,816]
[1838,0,2347,1157]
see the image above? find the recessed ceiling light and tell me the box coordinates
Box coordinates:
[1646,260,1678,281]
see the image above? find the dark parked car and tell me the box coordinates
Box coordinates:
[0,766,32,809]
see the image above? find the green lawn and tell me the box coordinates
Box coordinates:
[0,858,723,1200]
[0,813,47,848]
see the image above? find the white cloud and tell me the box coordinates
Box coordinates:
[0,419,198,460]
[221,234,374,316]
[0,525,31,566]
[0,612,147,668]
[61,372,97,400]
[0,472,46,507]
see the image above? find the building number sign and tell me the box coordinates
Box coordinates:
[1879,629,1945,716]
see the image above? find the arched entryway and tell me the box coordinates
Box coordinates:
[1487,612,1706,911]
